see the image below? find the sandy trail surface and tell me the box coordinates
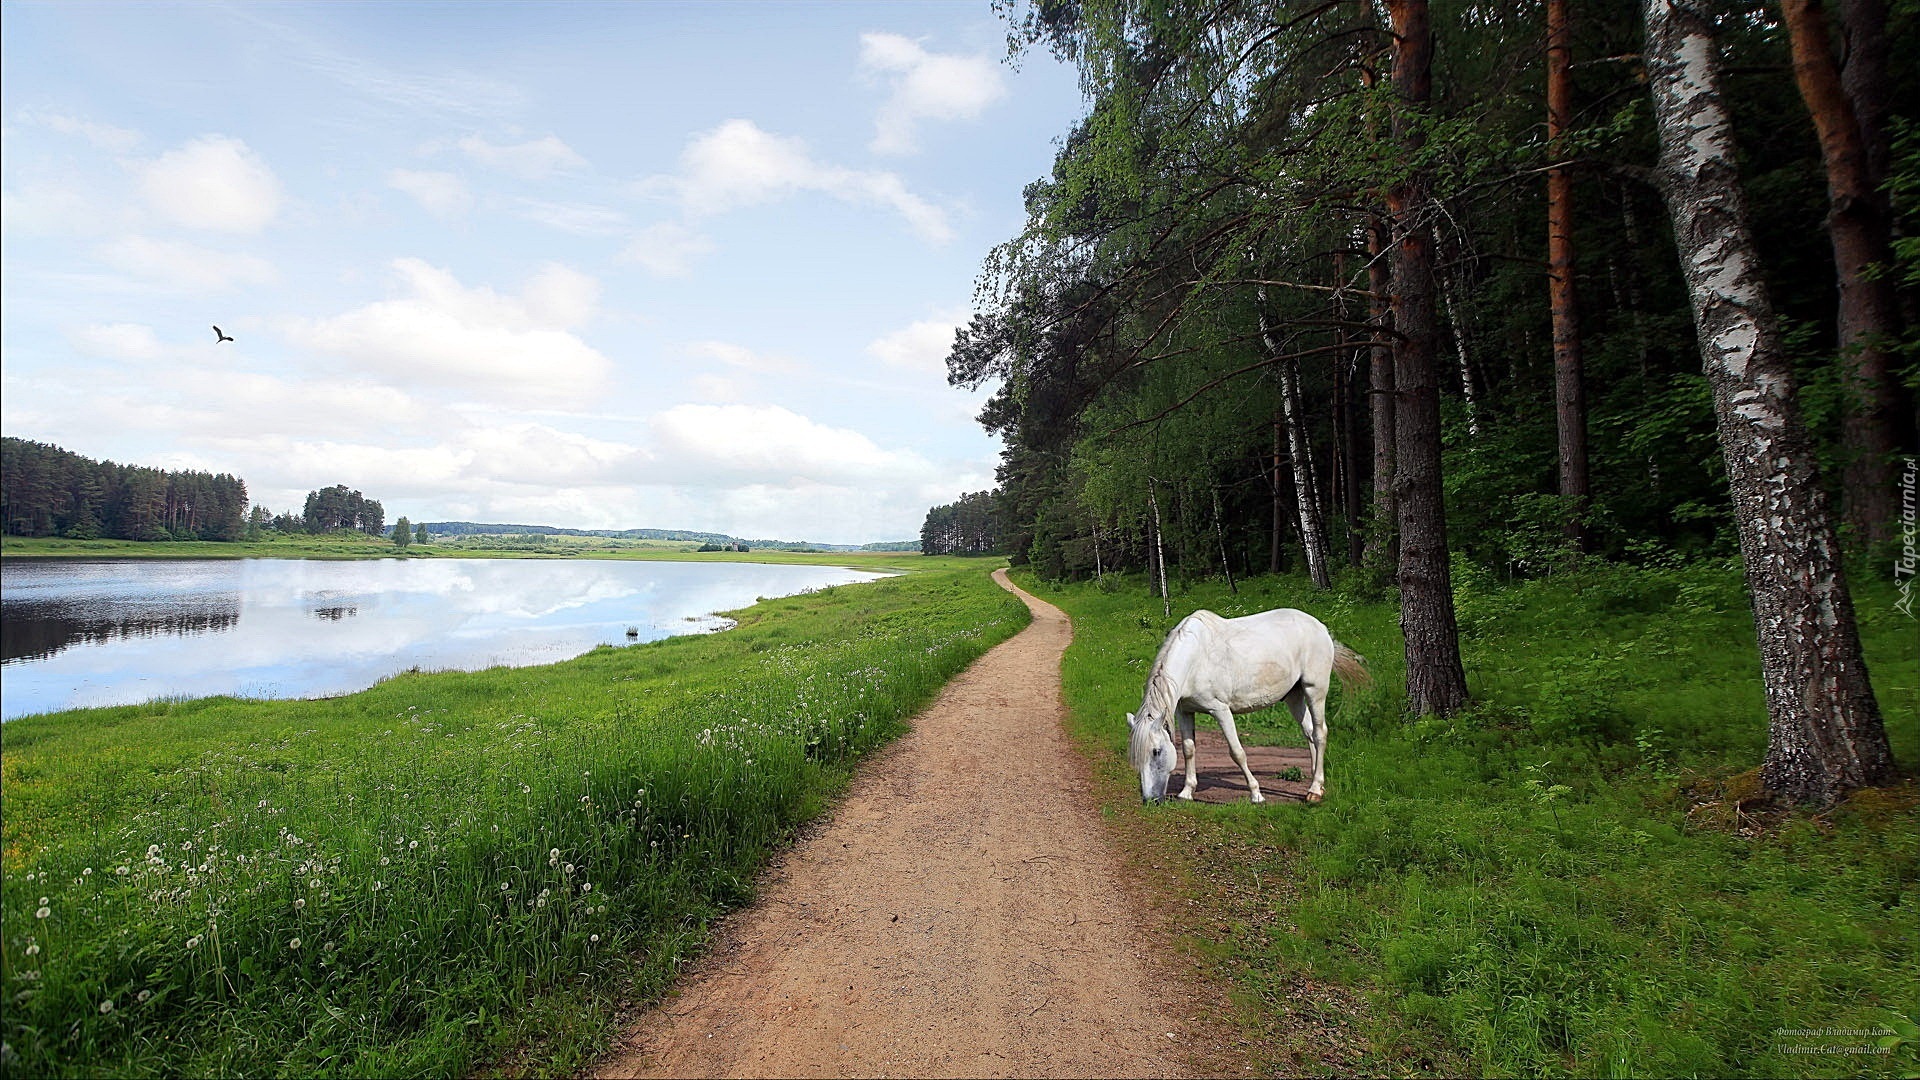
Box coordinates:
[595,569,1216,1079]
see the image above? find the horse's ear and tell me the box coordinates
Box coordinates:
[1126,712,1137,729]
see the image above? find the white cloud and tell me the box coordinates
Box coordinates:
[515,198,626,235]
[286,258,610,401]
[457,134,586,179]
[866,308,968,374]
[139,135,283,233]
[686,340,800,374]
[15,109,142,152]
[388,169,472,218]
[1,182,134,236]
[619,220,715,278]
[96,235,277,291]
[69,322,165,361]
[646,119,952,243]
[648,402,934,488]
[859,33,1006,155]
[688,374,743,402]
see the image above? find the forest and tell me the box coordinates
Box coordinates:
[947,0,1915,805]
[0,437,249,542]
[920,490,1005,554]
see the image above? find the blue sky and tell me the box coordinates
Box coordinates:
[1,1,1083,543]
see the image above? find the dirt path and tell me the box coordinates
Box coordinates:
[595,569,1212,1079]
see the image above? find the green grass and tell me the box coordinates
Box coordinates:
[1022,559,1918,1078]
[0,532,972,574]
[0,564,1027,1077]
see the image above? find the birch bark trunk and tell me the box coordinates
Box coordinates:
[1261,287,1333,589]
[1644,0,1893,804]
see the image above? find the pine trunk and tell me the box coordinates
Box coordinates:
[1388,0,1470,717]
[1548,0,1590,553]
[1366,216,1398,573]
[1644,0,1894,805]
[1782,0,1905,547]
[1270,418,1285,575]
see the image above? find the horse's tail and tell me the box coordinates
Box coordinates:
[1331,640,1373,689]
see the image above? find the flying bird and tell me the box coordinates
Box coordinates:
[212,326,234,343]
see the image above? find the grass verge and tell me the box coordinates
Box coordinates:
[1021,559,1917,1078]
[0,564,1027,1077]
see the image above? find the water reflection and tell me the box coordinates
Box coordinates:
[4,603,242,663]
[1,557,885,719]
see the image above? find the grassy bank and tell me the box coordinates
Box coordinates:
[1021,560,1917,1077]
[0,533,969,575]
[0,564,1026,1077]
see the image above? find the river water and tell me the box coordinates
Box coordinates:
[0,557,886,720]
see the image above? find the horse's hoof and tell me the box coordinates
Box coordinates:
[1249,791,1265,804]
[1305,791,1323,804]
[1176,790,1196,801]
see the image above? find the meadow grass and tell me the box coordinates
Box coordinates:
[0,564,1027,1077]
[1022,559,1918,1078]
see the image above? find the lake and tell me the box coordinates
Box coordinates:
[0,557,888,720]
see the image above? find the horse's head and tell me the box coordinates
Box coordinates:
[1127,709,1176,803]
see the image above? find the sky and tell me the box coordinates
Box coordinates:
[0,1,1086,544]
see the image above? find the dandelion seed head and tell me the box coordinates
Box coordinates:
[380,857,390,866]
[294,898,306,910]
[25,943,41,956]
[550,848,560,860]
[38,897,48,906]
[590,934,600,943]
[564,863,575,875]
[136,990,152,1003]
[82,867,92,876]
[34,906,50,920]
[583,883,592,893]
[186,936,202,949]
[408,840,418,850]
[99,1000,114,1014]
[288,937,301,950]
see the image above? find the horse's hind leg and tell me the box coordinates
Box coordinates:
[1177,710,1199,800]
[1304,684,1329,803]
[1212,708,1264,804]
[1285,686,1314,796]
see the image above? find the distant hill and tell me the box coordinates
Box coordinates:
[419,522,914,553]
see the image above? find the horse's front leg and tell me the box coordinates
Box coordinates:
[1213,708,1264,804]
[1176,710,1199,800]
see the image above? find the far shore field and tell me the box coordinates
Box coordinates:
[0,533,956,573]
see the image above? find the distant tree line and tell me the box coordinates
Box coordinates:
[1,437,247,541]
[920,492,1001,556]
[302,485,384,536]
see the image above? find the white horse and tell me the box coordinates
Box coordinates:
[1128,608,1369,804]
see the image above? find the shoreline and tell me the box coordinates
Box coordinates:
[0,536,957,575]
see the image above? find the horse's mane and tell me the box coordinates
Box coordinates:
[1129,622,1198,768]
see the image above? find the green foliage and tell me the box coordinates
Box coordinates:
[1028,563,1917,1077]
[2,437,248,542]
[0,566,1030,1077]
[391,516,412,548]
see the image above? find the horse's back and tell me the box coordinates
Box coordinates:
[1175,608,1333,710]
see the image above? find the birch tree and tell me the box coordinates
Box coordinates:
[1643,0,1894,804]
